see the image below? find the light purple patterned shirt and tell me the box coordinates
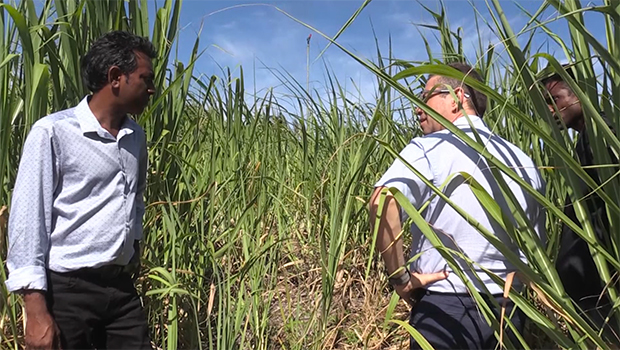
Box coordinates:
[5,97,147,292]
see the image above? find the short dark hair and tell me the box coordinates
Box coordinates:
[430,62,488,117]
[81,31,157,93]
[541,63,576,93]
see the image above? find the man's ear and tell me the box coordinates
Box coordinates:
[108,66,123,89]
[454,86,470,110]
[451,87,463,112]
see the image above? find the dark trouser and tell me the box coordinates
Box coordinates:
[557,230,620,343]
[560,276,620,345]
[46,266,152,350]
[574,296,619,344]
[409,290,525,350]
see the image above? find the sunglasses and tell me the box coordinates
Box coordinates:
[418,88,471,103]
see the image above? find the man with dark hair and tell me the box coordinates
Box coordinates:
[543,66,618,341]
[370,62,546,349]
[5,31,156,349]
[542,67,583,130]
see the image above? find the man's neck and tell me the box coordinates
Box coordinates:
[573,116,585,133]
[88,93,126,135]
[451,109,478,122]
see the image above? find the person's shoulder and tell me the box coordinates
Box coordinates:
[410,130,462,158]
[498,134,533,157]
[403,136,431,156]
[411,131,451,148]
[30,107,79,133]
[125,117,146,139]
[489,133,534,162]
[492,134,544,185]
[398,133,455,166]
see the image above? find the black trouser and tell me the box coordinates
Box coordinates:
[557,229,620,343]
[409,290,525,350]
[46,266,152,350]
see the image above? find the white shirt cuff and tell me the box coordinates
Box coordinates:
[5,265,48,292]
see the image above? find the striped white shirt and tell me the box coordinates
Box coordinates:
[5,97,147,292]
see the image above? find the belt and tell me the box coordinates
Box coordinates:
[417,289,507,303]
[424,289,505,297]
[57,264,127,281]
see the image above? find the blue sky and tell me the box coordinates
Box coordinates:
[154,0,607,103]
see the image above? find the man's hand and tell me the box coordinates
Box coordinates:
[394,271,449,306]
[23,291,61,350]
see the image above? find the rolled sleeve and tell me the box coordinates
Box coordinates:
[5,266,48,292]
[375,141,434,213]
[5,124,58,292]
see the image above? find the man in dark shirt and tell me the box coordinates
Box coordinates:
[543,68,618,341]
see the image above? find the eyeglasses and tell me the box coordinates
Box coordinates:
[418,88,471,103]
[544,94,558,106]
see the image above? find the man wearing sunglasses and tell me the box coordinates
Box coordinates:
[369,62,546,349]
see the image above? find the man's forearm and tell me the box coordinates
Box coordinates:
[22,290,48,315]
[370,188,407,276]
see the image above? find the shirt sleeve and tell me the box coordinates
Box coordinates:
[5,124,59,292]
[134,130,147,241]
[374,141,434,216]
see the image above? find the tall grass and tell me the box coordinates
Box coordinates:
[1,0,619,349]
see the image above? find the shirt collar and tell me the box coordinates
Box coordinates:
[75,96,135,140]
[452,115,486,129]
